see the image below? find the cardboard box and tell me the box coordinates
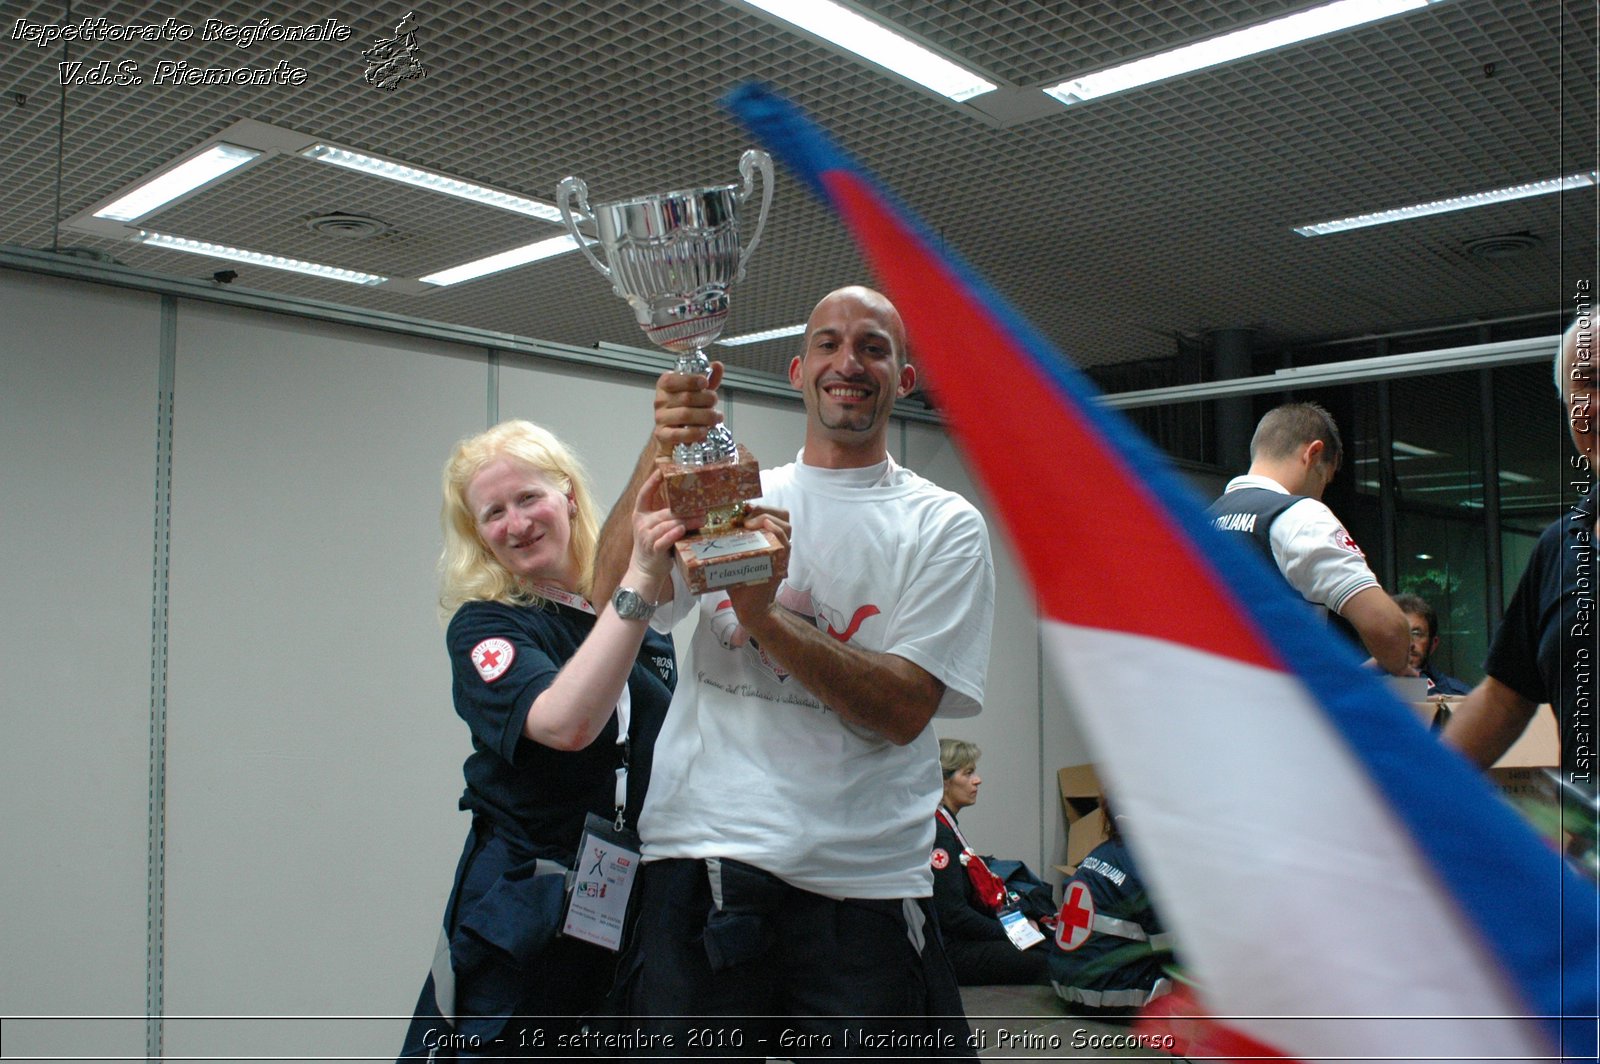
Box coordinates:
[1055,764,1109,874]
[1494,704,1559,768]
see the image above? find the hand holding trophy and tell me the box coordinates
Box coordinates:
[558,151,789,593]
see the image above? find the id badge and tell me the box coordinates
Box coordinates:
[561,812,642,952]
[998,904,1046,950]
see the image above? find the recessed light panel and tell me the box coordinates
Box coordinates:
[419,235,588,286]
[137,230,387,285]
[94,144,262,222]
[302,145,569,223]
[718,323,807,346]
[1046,0,1438,106]
[738,0,995,102]
[1294,172,1598,236]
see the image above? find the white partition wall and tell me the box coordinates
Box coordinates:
[0,272,161,1061]
[0,265,1061,1059]
[901,420,1054,877]
[497,350,663,504]
[161,303,490,1056]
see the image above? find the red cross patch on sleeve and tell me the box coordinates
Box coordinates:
[1056,880,1096,951]
[471,638,515,683]
[930,847,950,870]
[1333,527,1365,557]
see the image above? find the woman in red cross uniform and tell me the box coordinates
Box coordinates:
[930,739,1054,985]
[397,420,691,1061]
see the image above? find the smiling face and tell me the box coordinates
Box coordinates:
[789,287,916,467]
[465,457,578,589]
[943,762,981,813]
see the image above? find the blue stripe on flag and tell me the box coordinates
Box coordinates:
[726,81,1598,1049]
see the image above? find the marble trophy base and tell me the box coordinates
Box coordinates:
[656,445,786,592]
[673,526,789,594]
[657,444,762,518]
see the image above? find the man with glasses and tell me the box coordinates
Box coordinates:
[1394,593,1470,696]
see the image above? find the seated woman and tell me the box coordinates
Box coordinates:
[398,420,692,1061]
[931,739,1052,985]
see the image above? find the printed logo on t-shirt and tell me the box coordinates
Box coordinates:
[931,847,950,870]
[471,638,515,683]
[1332,527,1365,557]
[775,581,881,645]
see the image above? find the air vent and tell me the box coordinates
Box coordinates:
[1463,232,1540,260]
[305,213,389,239]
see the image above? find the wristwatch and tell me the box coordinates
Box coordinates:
[611,586,656,622]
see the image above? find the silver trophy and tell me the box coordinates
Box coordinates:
[557,151,786,593]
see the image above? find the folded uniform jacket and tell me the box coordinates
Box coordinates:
[445,829,572,1039]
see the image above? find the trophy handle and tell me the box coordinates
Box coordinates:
[556,176,613,283]
[734,150,774,283]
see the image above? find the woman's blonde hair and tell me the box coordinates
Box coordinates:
[939,738,981,779]
[438,420,600,620]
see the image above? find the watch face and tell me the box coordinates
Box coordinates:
[614,587,650,619]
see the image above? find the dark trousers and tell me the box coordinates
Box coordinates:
[397,822,616,1061]
[614,857,975,1062]
[946,937,1051,986]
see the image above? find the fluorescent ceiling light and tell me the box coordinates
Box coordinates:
[419,235,588,286]
[1045,0,1437,106]
[302,145,569,224]
[739,0,995,102]
[1295,171,1598,236]
[94,144,262,222]
[718,323,807,346]
[137,230,386,285]
[1391,439,1441,456]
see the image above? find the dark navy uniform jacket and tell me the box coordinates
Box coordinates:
[400,598,674,1053]
[1048,835,1174,1013]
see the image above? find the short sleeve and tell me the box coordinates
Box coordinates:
[884,506,995,718]
[1270,499,1380,613]
[447,603,566,763]
[1484,551,1550,705]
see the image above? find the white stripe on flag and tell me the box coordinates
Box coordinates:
[1043,620,1549,1059]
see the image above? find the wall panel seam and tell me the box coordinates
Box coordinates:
[146,296,176,1062]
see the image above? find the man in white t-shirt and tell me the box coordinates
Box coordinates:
[1204,401,1411,675]
[594,286,995,1053]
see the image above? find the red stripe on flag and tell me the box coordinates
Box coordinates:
[823,170,1278,672]
[1138,984,1305,1061]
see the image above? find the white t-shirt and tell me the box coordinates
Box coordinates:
[640,454,996,899]
[1221,474,1380,615]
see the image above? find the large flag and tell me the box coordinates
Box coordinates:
[727,84,1597,1060]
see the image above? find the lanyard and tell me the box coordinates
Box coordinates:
[936,805,977,854]
[533,583,633,829]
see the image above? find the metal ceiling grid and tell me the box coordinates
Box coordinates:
[2,0,1594,381]
[862,0,1310,86]
[144,154,565,280]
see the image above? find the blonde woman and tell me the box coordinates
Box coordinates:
[932,739,1052,985]
[399,420,691,1060]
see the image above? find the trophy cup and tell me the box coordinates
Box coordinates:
[558,150,788,594]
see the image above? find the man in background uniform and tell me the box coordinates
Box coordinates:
[1395,593,1471,696]
[1206,401,1411,675]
